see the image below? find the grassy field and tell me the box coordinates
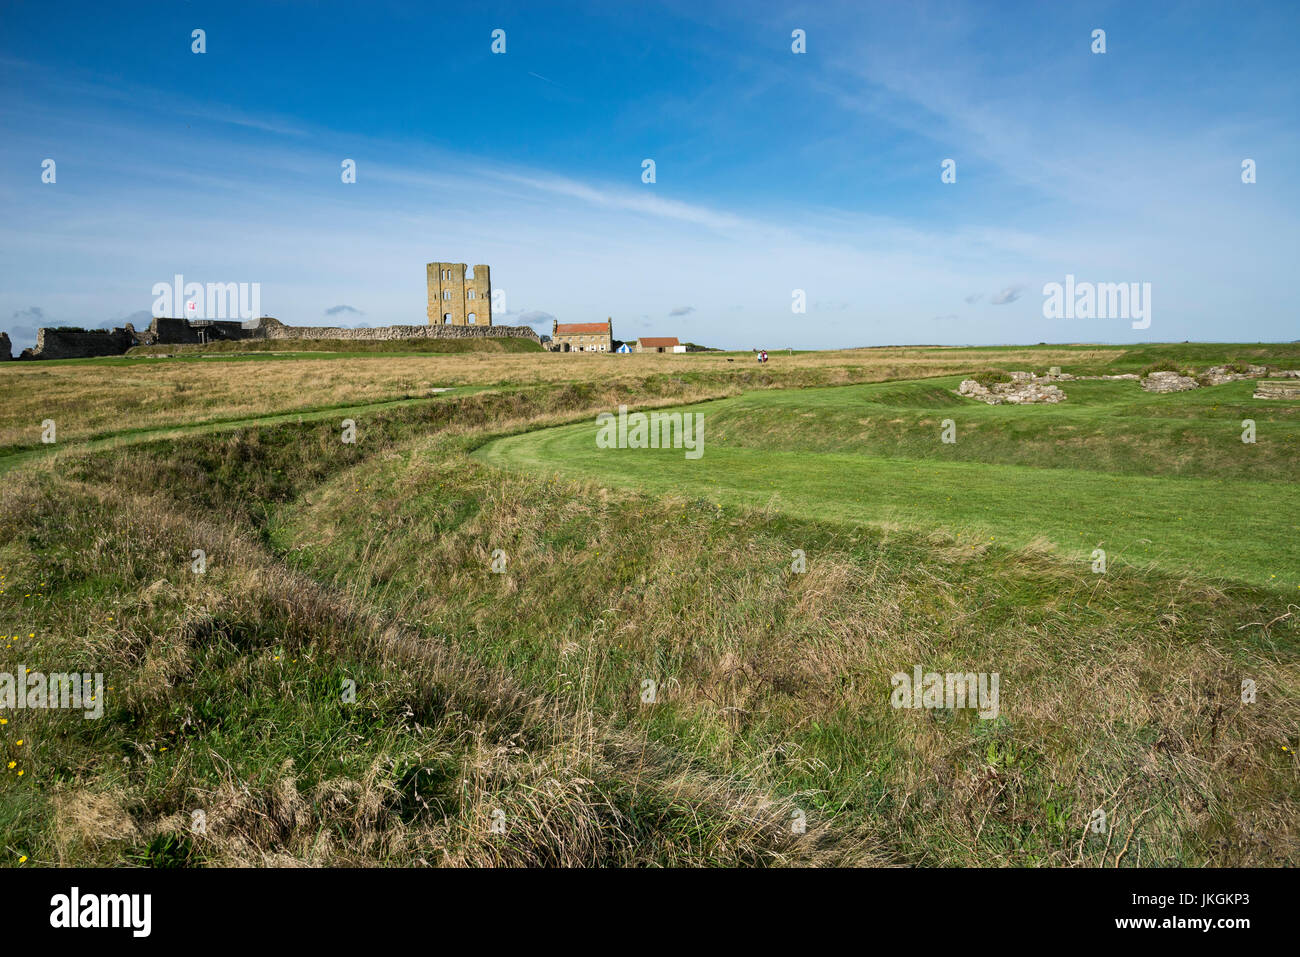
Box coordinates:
[1,343,1296,867]
[476,376,1300,588]
[6,341,1293,449]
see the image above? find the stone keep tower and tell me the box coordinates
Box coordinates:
[427,262,491,326]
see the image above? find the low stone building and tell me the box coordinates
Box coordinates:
[551,319,612,352]
[634,336,680,354]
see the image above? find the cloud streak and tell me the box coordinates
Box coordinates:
[990,285,1026,306]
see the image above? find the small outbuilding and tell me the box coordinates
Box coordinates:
[635,336,680,354]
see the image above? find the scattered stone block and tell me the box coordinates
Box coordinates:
[1141,371,1198,393]
[1254,380,1300,400]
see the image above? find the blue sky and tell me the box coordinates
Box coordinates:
[1,0,1297,350]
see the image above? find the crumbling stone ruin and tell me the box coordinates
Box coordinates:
[955,364,1300,404]
[1140,364,1300,393]
[144,317,250,345]
[1140,370,1199,393]
[6,260,544,359]
[957,376,1066,405]
[1035,370,1140,382]
[249,316,532,343]
[19,325,138,360]
[4,260,526,360]
[1203,364,1269,385]
[426,262,491,326]
[11,315,539,360]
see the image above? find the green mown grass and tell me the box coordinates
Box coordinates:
[474,376,1300,589]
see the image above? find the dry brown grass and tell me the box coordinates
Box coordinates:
[51,790,140,864]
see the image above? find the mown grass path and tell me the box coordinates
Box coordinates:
[476,379,1300,590]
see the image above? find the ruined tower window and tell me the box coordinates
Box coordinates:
[468,313,477,324]
[443,290,452,300]
[467,290,475,299]
[443,313,452,324]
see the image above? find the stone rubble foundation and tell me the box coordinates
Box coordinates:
[956,377,1066,405]
[953,364,1300,405]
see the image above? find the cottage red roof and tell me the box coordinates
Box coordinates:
[554,322,611,335]
[638,337,680,348]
